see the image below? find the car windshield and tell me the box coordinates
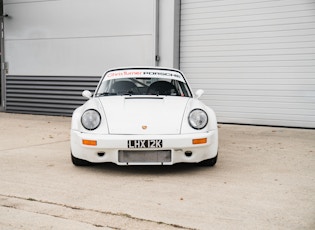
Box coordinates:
[95,77,192,97]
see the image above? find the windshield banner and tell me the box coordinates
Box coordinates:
[104,69,185,82]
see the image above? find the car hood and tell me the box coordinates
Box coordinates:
[98,96,189,134]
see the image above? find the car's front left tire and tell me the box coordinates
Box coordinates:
[71,152,92,166]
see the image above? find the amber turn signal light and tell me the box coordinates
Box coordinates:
[192,138,207,145]
[82,139,97,146]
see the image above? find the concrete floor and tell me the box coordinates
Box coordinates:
[0,112,314,230]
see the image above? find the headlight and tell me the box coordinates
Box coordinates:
[81,109,101,130]
[188,109,208,130]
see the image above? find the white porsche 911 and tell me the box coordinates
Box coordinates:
[70,67,218,166]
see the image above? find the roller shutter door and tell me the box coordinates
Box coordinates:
[180,0,315,128]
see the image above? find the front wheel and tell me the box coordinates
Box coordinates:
[198,154,218,167]
[71,152,92,166]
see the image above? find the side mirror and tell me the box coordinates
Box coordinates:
[82,90,92,99]
[195,89,204,99]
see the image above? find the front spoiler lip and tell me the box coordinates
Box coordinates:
[70,129,218,165]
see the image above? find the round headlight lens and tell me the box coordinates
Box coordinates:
[81,109,101,130]
[188,109,208,130]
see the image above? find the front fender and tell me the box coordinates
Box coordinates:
[181,98,217,134]
[71,98,109,134]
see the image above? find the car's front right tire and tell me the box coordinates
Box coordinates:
[198,154,218,167]
[71,152,92,166]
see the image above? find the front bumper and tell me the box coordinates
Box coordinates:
[70,130,218,165]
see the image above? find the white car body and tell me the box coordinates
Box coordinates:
[70,67,218,166]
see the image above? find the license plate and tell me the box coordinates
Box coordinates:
[127,139,163,148]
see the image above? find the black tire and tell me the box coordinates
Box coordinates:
[71,152,92,166]
[198,154,218,167]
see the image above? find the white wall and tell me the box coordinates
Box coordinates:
[3,0,158,76]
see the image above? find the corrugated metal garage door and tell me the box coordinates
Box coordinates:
[180,0,315,128]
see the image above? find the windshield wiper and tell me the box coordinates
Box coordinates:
[97,92,117,96]
[97,91,138,97]
[122,91,136,96]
